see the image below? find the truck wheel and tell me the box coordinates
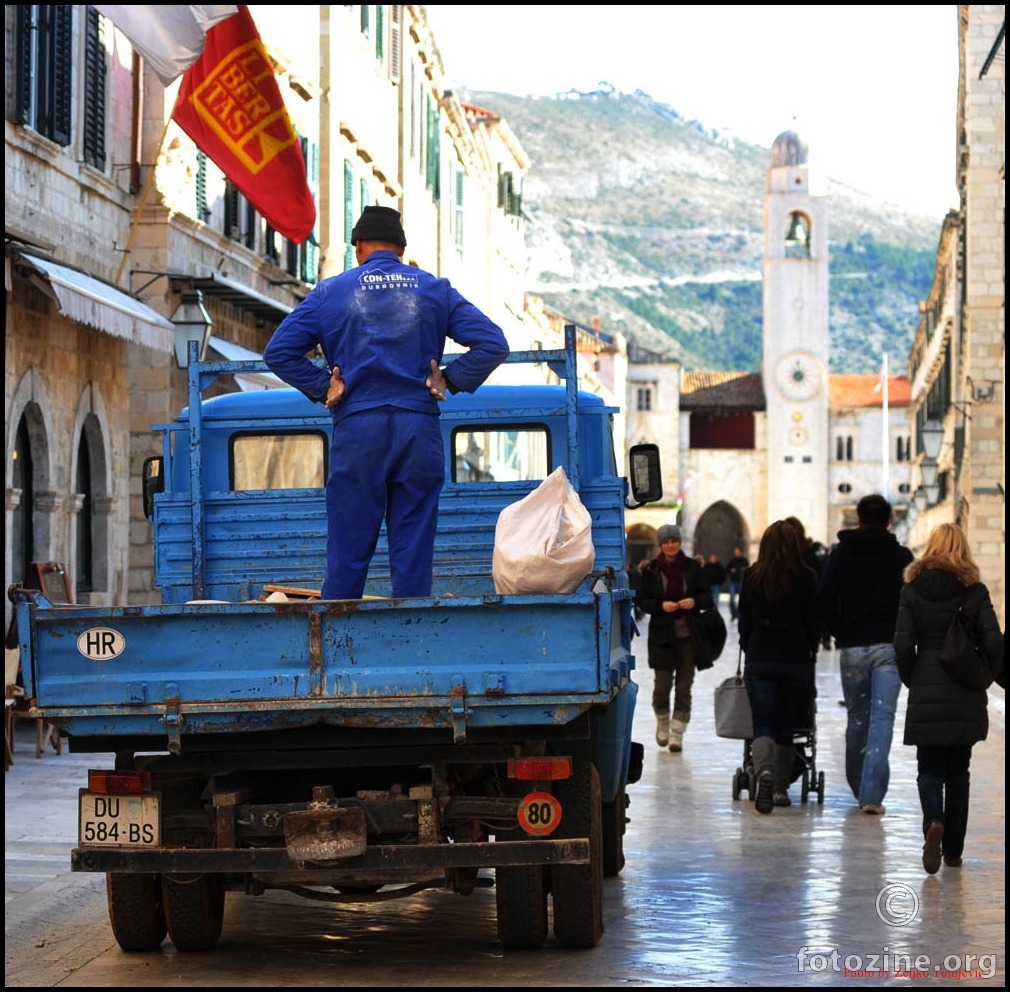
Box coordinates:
[162,873,225,952]
[552,759,604,948]
[106,873,166,952]
[601,786,627,877]
[495,864,548,948]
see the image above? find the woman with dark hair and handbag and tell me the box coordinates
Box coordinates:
[894,523,1004,874]
[636,524,711,752]
[738,520,821,813]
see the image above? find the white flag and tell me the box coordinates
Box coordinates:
[94,5,239,85]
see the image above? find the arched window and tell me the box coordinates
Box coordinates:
[12,416,35,585]
[784,211,811,259]
[75,433,93,593]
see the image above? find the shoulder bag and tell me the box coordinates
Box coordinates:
[692,605,728,671]
[939,586,994,691]
[714,649,753,739]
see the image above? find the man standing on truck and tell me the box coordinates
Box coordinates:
[264,205,509,599]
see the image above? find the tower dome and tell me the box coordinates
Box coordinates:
[770,130,809,168]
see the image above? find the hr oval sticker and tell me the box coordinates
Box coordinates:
[77,628,126,661]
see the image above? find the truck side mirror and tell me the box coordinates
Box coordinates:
[142,456,165,521]
[627,444,662,506]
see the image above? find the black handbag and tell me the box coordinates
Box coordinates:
[939,587,993,691]
[692,606,728,671]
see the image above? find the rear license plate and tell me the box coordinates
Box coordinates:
[79,790,161,847]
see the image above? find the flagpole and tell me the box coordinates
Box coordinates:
[115,93,178,286]
[881,353,889,497]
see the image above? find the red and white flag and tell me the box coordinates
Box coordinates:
[171,6,316,243]
[94,5,239,85]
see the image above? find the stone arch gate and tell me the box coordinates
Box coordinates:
[693,501,749,567]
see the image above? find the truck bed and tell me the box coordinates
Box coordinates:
[16,580,635,748]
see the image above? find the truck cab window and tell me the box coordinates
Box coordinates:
[232,433,326,491]
[452,427,548,483]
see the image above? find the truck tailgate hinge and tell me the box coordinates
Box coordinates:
[449,678,468,744]
[164,692,182,754]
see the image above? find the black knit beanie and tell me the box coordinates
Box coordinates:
[350,205,407,247]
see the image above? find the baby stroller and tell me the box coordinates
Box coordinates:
[731,680,824,804]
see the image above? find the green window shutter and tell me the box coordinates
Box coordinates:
[195,152,209,220]
[302,139,320,283]
[13,6,33,124]
[50,5,73,146]
[454,171,464,250]
[83,8,107,169]
[388,5,401,84]
[344,159,355,270]
[375,5,385,62]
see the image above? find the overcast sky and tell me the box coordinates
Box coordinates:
[425,4,960,219]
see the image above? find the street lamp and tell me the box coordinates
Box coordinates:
[920,418,944,460]
[913,487,929,512]
[925,482,941,506]
[171,289,213,368]
[920,459,939,488]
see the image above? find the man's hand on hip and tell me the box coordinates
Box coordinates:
[426,359,448,401]
[325,366,345,409]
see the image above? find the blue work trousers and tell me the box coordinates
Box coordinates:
[839,644,902,808]
[323,407,444,599]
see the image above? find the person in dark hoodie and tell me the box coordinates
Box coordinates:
[818,494,913,815]
[894,523,1003,874]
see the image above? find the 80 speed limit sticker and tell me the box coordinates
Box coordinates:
[517,791,562,835]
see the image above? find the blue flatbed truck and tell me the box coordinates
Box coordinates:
[11,328,661,951]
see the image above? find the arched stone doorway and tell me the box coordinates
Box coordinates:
[693,501,748,567]
[625,522,657,573]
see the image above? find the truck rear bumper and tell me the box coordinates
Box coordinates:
[72,838,589,873]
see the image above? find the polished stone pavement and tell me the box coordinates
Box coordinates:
[5,603,1005,986]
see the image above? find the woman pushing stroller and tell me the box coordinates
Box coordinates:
[738,520,821,813]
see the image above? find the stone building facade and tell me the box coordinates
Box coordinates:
[4,5,545,627]
[906,5,1004,623]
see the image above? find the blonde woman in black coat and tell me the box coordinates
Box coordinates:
[894,523,1004,875]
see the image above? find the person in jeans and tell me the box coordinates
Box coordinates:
[819,494,913,815]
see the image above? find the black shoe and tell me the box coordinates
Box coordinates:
[922,821,943,875]
[755,771,774,814]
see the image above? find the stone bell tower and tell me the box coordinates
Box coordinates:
[761,129,830,544]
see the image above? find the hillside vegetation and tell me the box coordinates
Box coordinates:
[464,87,941,373]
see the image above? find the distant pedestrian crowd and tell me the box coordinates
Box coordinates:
[633,493,1004,875]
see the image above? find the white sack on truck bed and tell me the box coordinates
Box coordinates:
[492,466,595,594]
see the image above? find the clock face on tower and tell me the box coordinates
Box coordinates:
[775,351,822,401]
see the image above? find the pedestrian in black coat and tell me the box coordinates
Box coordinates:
[894,523,1004,874]
[636,524,711,753]
[738,520,821,813]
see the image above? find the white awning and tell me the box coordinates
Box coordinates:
[13,252,175,353]
[207,335,285,391]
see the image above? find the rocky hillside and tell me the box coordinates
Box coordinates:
[463,86,941,374]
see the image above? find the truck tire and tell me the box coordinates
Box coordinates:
[495,864,548,949]
[551,759,604,948]
[106,873,166,952]
[601,785,628,878]
[161,873,225,952]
